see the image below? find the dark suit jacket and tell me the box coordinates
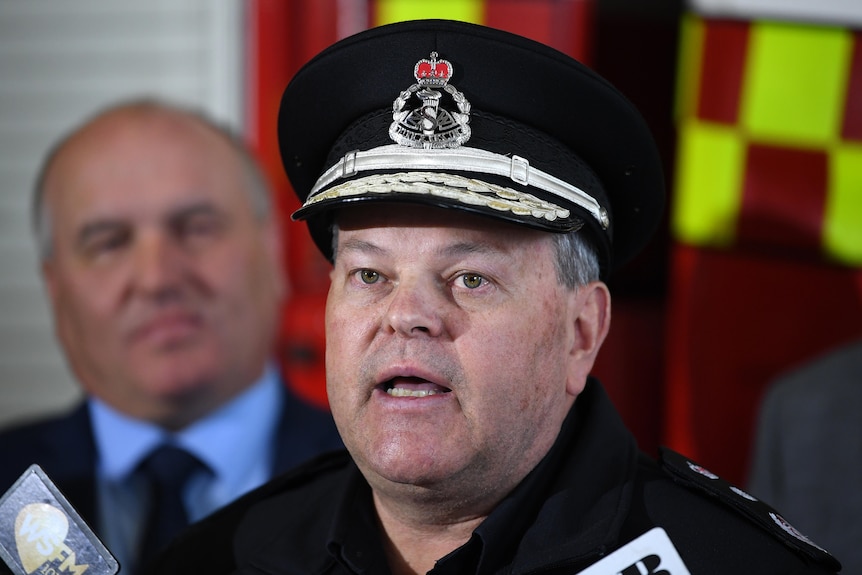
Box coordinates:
[748,338,862,575]
[0,381,343,531]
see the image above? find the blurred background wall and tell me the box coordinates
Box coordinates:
[1,0,860,488]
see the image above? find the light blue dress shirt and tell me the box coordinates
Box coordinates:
[89,364,284,571]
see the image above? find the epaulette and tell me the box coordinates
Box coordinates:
[659,447,841,572]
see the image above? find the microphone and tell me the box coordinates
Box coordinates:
[0,465,119,575]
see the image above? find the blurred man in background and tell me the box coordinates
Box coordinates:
[749,337,862,574]
[0,100,342,574]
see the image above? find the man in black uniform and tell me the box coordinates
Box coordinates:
[148,19,841,574]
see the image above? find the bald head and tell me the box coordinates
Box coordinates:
[34,100,271,261]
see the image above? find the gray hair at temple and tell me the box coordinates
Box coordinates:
[31,98,273,261]
[550,230,601,289]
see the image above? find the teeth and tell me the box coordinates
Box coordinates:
[386,387,441,398]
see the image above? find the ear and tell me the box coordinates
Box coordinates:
[40,258,70,348]
[41,259,61,313]
[565,281,611,397]
[262,214,289,302]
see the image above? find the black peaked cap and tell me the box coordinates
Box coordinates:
[278,19,665,277]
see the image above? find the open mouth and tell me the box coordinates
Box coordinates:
[383,376,452,398]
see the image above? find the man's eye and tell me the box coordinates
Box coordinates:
[461,273,484,289]
[359,270,380,284]
[83,232,129,257]
[179,215,221,238]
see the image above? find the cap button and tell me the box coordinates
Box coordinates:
[599,208,610,229]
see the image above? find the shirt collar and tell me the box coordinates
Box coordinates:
[90,363,284,490]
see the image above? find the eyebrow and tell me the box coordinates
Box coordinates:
[77,219,126,248]
[337,237,388,258]
[165,201,224,226]
[76,200,223,245]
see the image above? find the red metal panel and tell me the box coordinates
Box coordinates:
[253,0,341,298]
[248,0,342,408]
[278,294,330,409]
[663,244,699,458]
[737,144,828,256]
[484,0,594,64]
[663,244,862,485]
[290,0,342,70]
[592,298,665,456]
[697,19,749,125]
[246,0,293,205]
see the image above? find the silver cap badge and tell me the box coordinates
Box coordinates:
[389,52,471,149]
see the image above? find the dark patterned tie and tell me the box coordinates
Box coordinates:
[135,444,206,571]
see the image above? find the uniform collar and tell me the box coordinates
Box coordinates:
[465,378,639,573]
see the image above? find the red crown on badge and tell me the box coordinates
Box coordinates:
[414,52,452,87]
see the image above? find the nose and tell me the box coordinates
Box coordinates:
[132,231,185,299]
[384,277,446,338]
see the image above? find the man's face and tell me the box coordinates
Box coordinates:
[326,204,600,506]
[41,110,284,429]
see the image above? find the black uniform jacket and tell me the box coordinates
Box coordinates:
[147,379,841,575]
